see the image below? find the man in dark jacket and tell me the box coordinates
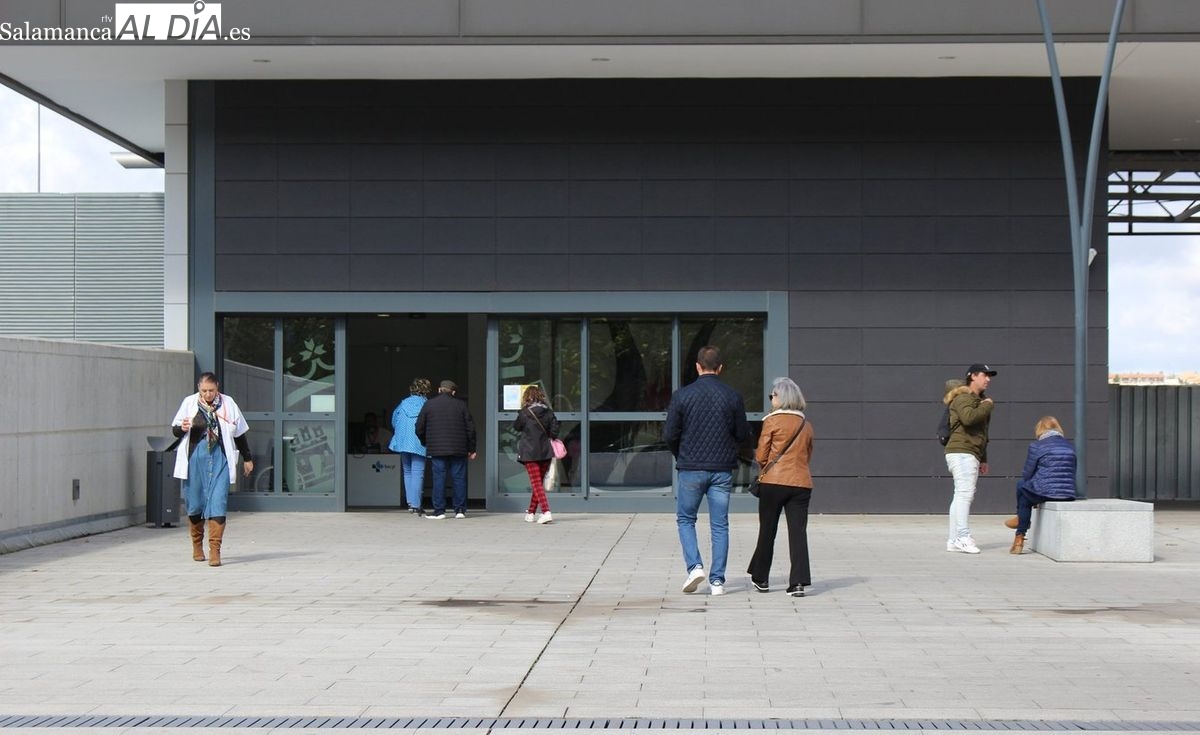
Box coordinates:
[416,380,477,519]
[663,345,749,596]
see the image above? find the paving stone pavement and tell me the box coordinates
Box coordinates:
[1,509,1199,734]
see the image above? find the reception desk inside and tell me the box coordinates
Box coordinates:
[346,453,402,507]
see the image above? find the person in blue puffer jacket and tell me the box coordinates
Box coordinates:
[389,377,430,513]
[1006,415,1076,554]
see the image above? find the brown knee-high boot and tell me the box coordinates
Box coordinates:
[189,515,206,561]
[207,518,226,567]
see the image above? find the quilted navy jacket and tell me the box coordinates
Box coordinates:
[663,374,749,472]
[1020,433,1077,499]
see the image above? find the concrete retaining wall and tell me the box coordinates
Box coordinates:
[0,337,193,554]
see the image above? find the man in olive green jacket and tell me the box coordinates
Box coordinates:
[943,364,996,554]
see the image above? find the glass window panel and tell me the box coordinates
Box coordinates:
[497,318,581,412]
[284,317,336,413]
[679,316,765,411]
[498,420,581,494]
[589,420,672,492]
[283,420,336,494]
[221,316,275,412]
[588,318,672,412]
[232,420,275,494]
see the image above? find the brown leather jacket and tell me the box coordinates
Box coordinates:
[755,411,814,489]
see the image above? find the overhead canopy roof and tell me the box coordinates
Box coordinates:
[2,0,1200,158]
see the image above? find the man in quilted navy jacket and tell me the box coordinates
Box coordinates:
[664,345,749,596]
[1006,415,1077,555]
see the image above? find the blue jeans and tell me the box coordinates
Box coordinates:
[676,470,732,584]
[1015,481,1070,535]
[401,452,426,509]
[430,456,467,514]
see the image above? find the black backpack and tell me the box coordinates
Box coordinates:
[937,405,953,446]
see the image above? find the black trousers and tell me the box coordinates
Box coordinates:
[747,483,813,588]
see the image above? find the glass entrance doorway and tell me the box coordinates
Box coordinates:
[345,314,468,509]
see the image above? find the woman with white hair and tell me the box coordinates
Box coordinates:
[747,376,815,597]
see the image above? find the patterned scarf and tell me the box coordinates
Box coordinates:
[197,393,223,449]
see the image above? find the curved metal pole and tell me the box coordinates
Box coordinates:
[1036,0,1126,498]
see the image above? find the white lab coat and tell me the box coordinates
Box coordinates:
[171,393,250,483]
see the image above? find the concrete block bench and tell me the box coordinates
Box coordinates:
[1027,498,1154,562]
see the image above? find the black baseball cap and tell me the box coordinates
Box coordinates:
[966,364,997,377]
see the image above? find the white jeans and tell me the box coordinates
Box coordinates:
[945,453,980,541]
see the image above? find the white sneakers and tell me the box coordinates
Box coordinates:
[947,536,981,554]
[682,566,707,593]
[709,581,725,596]
[536,511,553,524]
[524,512,535,523]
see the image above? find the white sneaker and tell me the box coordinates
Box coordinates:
[710,581,725,596]
[454,511,466,519]
[682,566,707,593]
[536,511,553,524]
[524,512,535,523]
[948,537,981,554]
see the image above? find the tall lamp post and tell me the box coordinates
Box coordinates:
[1036,0,1127,499]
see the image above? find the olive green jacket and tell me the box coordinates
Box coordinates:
[942,381,993,462]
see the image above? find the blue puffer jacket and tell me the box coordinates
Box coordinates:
[663,375,749,472]
[1020,432,1077,499]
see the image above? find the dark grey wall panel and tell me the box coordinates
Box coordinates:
[789,328,862,365]
[496,182,569,217]
[278,218,348,254]
[277,145,350,180]
[496,218,567,253]
[715,218,787,254]
[216,145,277,181]
[789,217,861,253]
[215,218,276,255]
[642,219,713,254]
[349,254,421,291]
[350,219,423,253]
[350,182,423,217]
[568,218,640,254]
[716,253,787,291]
[351,146,423,180]
[424,254,496,291]
[423,219,496,253]
[215,182,276,217]
[278,182,348,217]
[206,77,1111,510]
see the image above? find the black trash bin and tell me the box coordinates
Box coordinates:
[146,436,180,527]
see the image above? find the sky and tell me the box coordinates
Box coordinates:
[0,85,163,192]
[1,85,1198,373]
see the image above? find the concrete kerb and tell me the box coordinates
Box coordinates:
[1,510,1199,730]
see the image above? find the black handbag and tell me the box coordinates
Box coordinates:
[749,417,806,497]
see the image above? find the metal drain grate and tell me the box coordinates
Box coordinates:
[3,715,1200,730]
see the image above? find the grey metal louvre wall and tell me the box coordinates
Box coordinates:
[1111,385,1200,501]
[0,194,163,348]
